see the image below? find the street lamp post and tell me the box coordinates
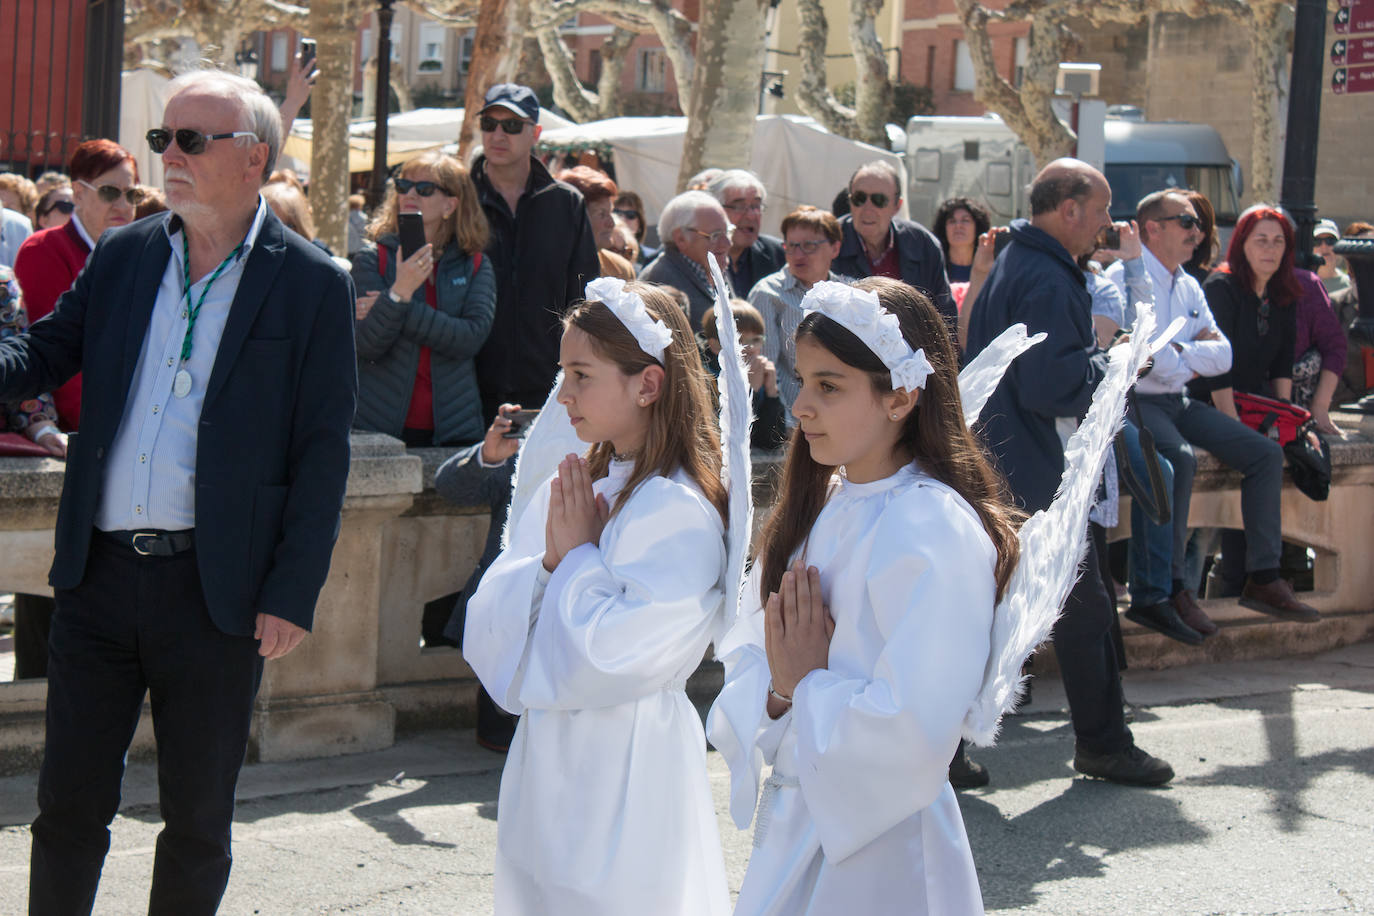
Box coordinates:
[369,0,397,210]
[1279,0,1328,270]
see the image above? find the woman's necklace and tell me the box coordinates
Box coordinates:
[612,447,639,462]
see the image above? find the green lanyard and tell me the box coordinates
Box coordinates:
[179,230,245,363]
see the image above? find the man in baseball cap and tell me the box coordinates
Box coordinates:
[482,83,541,123]
[1312,218,1348,295]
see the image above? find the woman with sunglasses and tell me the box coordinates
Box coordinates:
[34,186,74,230]
[351,152,496,452]
[13,138,137,431]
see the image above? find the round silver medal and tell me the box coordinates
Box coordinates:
[172,369,193,399]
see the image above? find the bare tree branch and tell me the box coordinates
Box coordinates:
[793,0,859,135]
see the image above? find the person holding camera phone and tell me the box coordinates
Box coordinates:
[351,152,496,449]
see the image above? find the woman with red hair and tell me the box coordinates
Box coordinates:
[13,138,138,430]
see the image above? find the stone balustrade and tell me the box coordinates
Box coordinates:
[3,421,1373,767]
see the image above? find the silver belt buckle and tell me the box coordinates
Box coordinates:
[130,532,160,556]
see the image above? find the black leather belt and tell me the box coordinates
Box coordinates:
[99,529,195,557]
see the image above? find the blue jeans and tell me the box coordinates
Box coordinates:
[1118,418,1175,607]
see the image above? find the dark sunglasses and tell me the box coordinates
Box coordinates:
[78,179,138,205]
[146,127,259,155]
[612,208,640,220]
[479,115,528,135]
[393,178,450,197]
[41,199,75,216]
[849,190,890,209]
[1158,212,1202,231]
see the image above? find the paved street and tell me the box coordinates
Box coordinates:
[2,643,1372,915]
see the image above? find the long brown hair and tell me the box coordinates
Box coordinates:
[563,282,728,520]
[366,152,489,255]
[756,277,1022,601]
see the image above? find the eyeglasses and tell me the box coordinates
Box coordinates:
[1257,297,1270,337]
[40,199,75,216]
[1157,212,1202,231]
[479,115,528,135]
[724,201,765,214]
[393,178,450,197]
[613,208,640,220]
[1314,236,1337,247]
[783,239,829,255]
[146,127,260,155]
[740,335,766,348]
[77,179,138,205]
[687,227,731,245]
[849,190,890,209]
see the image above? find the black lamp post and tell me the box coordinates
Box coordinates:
[1278,0,1328,270]
[369,0,397,210]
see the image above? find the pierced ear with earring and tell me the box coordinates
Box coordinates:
[639,397,648,406]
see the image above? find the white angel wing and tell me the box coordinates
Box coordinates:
[957,323,1048,427]
[708,256,755,651]
[962,301,1171,746]
[501,375,582,549]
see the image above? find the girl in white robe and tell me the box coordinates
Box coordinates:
[464,280,731,916]
[707,277,1023,916]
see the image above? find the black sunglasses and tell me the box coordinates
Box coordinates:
[393,178,450,197]
[1158,212,1202,231]
[479,115,528,135]
[612,208,640,220]
[78,179,138,205]
[146,127,260,155]
[849,190,890,209]
[41,199,75,216]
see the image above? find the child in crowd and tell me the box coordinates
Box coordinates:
[708,277,1021,915]
[463,279,731,915]
[699,300,788,450]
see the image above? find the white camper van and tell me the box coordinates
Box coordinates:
[904,111,1242,232]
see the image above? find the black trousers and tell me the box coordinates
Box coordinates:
[29,535,264,916]
[13,592,54,680]
[1052,524,1132,756]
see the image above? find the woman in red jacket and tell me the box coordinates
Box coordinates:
[13,138,138,430]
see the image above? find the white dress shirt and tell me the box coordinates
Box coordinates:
[1105,246,1232,395]
[95,199,268,532]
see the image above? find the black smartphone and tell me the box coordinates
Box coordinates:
[398,212,426,260]
[1097,225,1122,250]
[501,408,542,438]
[993,230,1012,257]
[299,38,317,70]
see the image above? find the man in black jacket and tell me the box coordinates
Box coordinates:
[470,83,600,424]
[831,160,955,329]
[966,158,1174,787]
[0,71,356,914]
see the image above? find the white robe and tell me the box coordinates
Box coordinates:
[707,465,996,916]
[464,458,731,916]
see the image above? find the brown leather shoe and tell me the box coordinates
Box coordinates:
[1172,589,1218,636]
[1240,578,1321,623]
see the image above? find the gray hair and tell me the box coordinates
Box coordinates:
[658,190,726,249]
[165,69,281,184]
[849,160,902,200]
[708,169,766,206]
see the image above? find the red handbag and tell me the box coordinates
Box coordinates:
[0,432,55,457]
[1231,391,1311,447]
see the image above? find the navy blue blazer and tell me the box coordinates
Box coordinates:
[0,208,357,635]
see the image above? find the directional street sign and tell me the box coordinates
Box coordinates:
[1334,0,1374,35]
[1332,63,1374,93]
[1332,37,1374,66]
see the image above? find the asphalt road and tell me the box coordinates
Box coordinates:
[1,644,1371,915]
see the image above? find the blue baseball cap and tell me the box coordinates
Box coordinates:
[481,83,540,123]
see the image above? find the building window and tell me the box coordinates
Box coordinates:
[589,49,603,85]
[1013,36,1028,88]
[460,33,474,75]
[637,48,666,93]
[418,22,446,73]
[271,33,289,72]
[953,40,976,91]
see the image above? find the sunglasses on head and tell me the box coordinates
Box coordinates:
[78,179,138,205]
[1158,212,1202,231]
[145,127,259,155]
[393,178,449,197]
[849,190,890,209]
[41,199,75,216]
[479,115,528,135]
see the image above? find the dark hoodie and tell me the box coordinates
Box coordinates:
[964,218,1110,513]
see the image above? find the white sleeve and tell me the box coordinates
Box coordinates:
[516,478,727,710]
[706,564,795,829]
[791,487,996,864]
[462,473,556,715]
[1175,289,1233,378]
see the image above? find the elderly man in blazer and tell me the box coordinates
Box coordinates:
[0,71,356,915]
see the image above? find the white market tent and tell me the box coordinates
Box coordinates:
[536,114,909,237]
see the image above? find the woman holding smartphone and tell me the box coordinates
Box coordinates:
[351,152,497,448]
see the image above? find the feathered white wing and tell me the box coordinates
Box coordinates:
[962,302,1182,745]
[957,324,1048,427]
[501,374,582,549]
[709,256,754,651]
